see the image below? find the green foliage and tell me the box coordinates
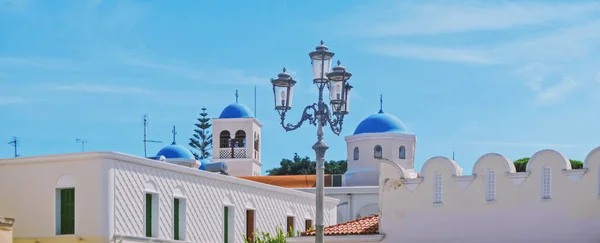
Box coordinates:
[266,153,347,175]
[189,107,212,159]
[242,226,301,243]
[514,157,584,172]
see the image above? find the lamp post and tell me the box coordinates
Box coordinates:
[270,40,353,243]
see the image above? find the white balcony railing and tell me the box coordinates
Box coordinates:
[219,148,247,159]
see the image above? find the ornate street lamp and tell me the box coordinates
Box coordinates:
[270,40,353,243]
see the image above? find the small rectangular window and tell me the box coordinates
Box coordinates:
[146,194,153,237]
[486,170,496,202]
[145,193,159,238]
[286,216,294,235]
[56,188,75,235]
[223,206,232,243]
[305,219,313,231]
[246,209,255,243]
[173,198,186,240]
[542,167,552,199]
[433,173,443,204]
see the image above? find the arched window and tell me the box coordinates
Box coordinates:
[374,145,382,159]
[353,147,359,160]
[254,133,260,152]
[234,130,246,148]
[399,146,406,159]
[219,131,231,148]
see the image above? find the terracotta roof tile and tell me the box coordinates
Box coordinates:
[302,215,379,236]
[237,175,333,188]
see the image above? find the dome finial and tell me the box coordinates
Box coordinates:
[337,60,341,66]
[320,40,324,46]
[379,94,384,113]
[235,89,239,103]
[171,125,177,145]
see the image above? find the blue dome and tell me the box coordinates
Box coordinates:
[353,110,408,135]
[156,144,195,160]
[219,103,254,119]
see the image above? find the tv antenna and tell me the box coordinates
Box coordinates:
[7,136,19,157]
[76,138,88,152]
[143,114,162,157]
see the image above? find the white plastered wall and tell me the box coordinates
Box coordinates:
[378,147,600,243]
[344,132,416,186]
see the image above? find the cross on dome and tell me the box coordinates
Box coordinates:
[379,94,384,114]
[171,125,177,145]
[235,90,239,103]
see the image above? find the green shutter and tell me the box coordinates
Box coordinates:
[146,194,152,237]
[223,207,229,243]
[174,198,180,240]
[60,188,75,235]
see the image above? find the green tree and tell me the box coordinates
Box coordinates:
[189,107,212,159]
[266,153,347,175]
[514,157,583,172]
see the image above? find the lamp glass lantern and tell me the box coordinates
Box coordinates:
[271,68,296,111]
[335,83,352,115]
[309,41,335,84]
[326,61,352,113]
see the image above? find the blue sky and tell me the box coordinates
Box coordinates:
[1,0,599,174]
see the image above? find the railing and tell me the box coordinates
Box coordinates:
[219,148,247,159]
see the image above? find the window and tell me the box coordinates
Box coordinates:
[353,147,359,160]
[234,130,247,148]
[246,209,255,243]
[173,198,186,240]
[220,131,231,148]
[433,173,443,204]
[305,219,313,231]
[374,145,382,159]
[286,216,294,235]
[224,206,234,243]
[56,188,75,235]
[486,170,496,202]
[542,167,551,200]
[254,133,260,152]
[146,193,158,237]
[399,146,406,159]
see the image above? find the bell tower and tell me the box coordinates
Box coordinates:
[211,90,262,176]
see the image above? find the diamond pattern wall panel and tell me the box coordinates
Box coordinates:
[113,160,336,243]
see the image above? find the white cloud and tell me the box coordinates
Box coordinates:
[344,1,600,37]
[464,140,577,148]
[0,0,32,13]
[515,64,580,105]
[533,77,579,106]
[52,84,151,94]
[371,44,493,64]
[0,97,32,106]
[115,52,269,86]
[340,1,600,105]
[0,57,76,70]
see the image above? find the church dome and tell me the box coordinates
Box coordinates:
[353,110,408,135]
[219,103,254,119]
[156,144,195,160]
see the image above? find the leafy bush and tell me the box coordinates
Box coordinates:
[243,226,302,243]
[514,157,583,172]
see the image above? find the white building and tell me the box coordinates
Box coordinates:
[288,147,600,242]
[0,100,339,243]
[294,105,414,224]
